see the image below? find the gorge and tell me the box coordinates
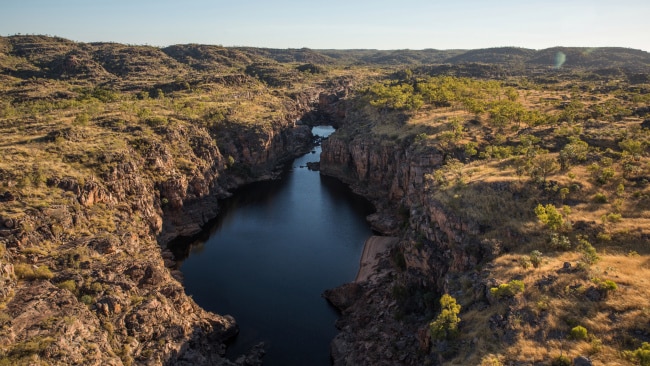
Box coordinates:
[1,35,649,366]
[171,126,375,365]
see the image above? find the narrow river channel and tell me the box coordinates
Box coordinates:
[172,126,374,365]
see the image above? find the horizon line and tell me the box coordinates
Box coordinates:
[3,33,649,53]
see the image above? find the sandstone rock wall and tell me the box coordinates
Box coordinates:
[321,132,484,281]
[0,83,345,365]
[320,128,494,365]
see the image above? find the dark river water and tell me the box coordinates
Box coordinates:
[173,126,374,365]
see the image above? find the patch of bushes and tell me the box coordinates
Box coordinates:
[588,162,615,185]
[490,280,525,299]
[592,277,617,291]
[592,277,618,298]
[14,264,54,280]
[549,233,572,251]
[6,336,56,358]
[601,212,622,223]
[623,342,650,366]
[479,145,513,160]
[559,137,589,170]
[89,281,103,293]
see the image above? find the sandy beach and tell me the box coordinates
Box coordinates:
[355,236,399,283]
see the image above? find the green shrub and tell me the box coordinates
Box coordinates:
[57,280,77,293]
[368,82,423,111]
[629,342,650,366]
[590,337,603,354]
[490,280,525,299]
[80,295,94,305]
[578,237,600,265]
[530,250,543,268]
[619,138,644,156]
[593,193,608,203]
[535,204,570,232]
[74,113,90,126]
[90,282,103,293]
[227,155,236,167]
[479,145,513,159]
[570,325,588,340]
[588,163,615,185]
[549,233,572,251]
[551,355,572,366]
[519,255,531,269]
[601,213,622,223]
[429,294,461,340]
[14,264,54,280]
[592,277,618,296]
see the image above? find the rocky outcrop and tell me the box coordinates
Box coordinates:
[320,127,497,365]
[321,136,443,204]
[0,80,344,365]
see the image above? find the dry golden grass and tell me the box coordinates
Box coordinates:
[452,251,649,365]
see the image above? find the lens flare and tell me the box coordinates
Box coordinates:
[555,51,567,68]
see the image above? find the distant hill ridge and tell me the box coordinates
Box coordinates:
[1,35,649,82]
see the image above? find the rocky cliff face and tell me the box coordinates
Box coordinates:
[0,80,345,365]
[321,127,497,365]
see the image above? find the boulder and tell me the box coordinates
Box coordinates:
[323,283,362,312]
[574,356,593,366]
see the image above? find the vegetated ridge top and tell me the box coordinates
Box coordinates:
[2,35,649,77]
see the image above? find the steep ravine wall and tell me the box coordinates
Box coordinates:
[320,132,495,365]
[0,87,343,366]
[321,134,487,279]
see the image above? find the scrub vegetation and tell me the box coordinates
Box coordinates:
[333,60,650,364]
[1,35,650,365]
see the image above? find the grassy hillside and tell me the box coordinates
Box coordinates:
[331,67,650,365]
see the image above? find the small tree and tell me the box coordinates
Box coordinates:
[559,137,589,170]
[578,236,600,265]
[429,294,461,340]
[530,155,559,182]
[535,204,569,232]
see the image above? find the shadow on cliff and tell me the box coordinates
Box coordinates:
[167,324,265,366]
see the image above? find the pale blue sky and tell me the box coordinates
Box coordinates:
[1,0,648,51]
